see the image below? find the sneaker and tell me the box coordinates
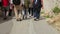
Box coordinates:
[34,19,39,21]
[23,15,27,20]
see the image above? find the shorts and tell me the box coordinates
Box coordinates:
[14,5,22,11]
[2,6,10,11]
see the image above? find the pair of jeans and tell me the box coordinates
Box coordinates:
[33,7,41,19]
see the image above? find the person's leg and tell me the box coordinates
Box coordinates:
[31,8,33,16]
[19,10,23,21]
[37,8,41,19]
[6,6,10,17]
[33,8,37,18]
[4,8,7,17]
[23,6,27,19]
[3,7,9,20]
[28,7,32,17]
[33,7,41,21]
[9,9,12,16]
[27,7,30,18]
[14,5,19,20]
[24,6,26,16]
[28,7,30,15]
[34,8,41,21]
[9,4,13,16]
[19,7,23,21]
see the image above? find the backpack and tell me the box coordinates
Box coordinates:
[13,0,21,5]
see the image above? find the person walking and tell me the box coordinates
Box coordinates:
[2,0,10,20]
[33,0,43,21]
[13,0,23,21]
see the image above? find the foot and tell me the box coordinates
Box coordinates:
[23,16,27,20]
[16,19,22,21]
[34,19,39,21]
[3,17,7,20]
[16,19,20,21]
[20,19,22,21]
[25,17,27,19]
[29,14,31,17]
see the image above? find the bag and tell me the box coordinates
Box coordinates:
[13,0,20,5]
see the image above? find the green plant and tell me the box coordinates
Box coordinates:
[53,6,60,15]
[41,12,44,14]
[44,15,50,18]
[44,15,53,18]
[41,10,45,14]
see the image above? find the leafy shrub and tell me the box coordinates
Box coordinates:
[45,15,50,18]
[53,6,60,15]
[45,15,53,18]
[41,12,44,14]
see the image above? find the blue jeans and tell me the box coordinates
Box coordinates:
[33,8,41,19]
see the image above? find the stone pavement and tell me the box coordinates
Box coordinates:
[0,17,60,34]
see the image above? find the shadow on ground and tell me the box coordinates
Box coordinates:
[0,15,13,24]
[0,10,15,24]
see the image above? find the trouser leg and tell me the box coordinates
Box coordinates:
[36,8,41,19]
[9,9,12,16]
[28,8,30,14]
[33,8,37,18]
[31,8,33,16]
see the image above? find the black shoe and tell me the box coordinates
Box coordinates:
[20,19,22,21]
[16,19,20,21]
[3,17,7,20]
[9,13,12,16]
[9,10,12,16]
[16,19,22,21]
